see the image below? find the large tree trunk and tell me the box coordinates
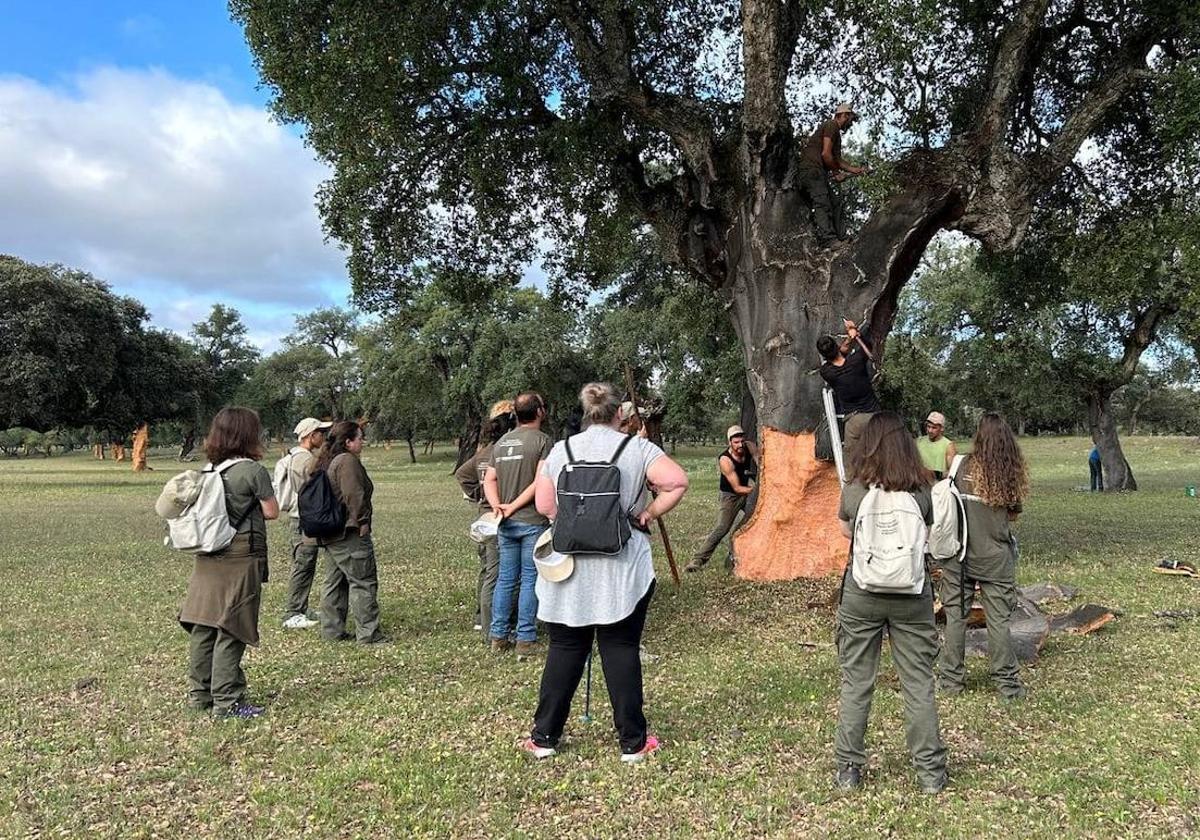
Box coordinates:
[131,423,150,472]
[453,410,482,471]
[1088,389,1136,491]
[726,185,950,580]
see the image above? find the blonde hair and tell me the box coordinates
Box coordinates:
[579,382,621,424]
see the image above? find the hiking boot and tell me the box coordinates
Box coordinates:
[919,772,949,794]
[684,560,705,574]
[936,680,964,698]
[621,734,661,764]
[491,637,513,653]
[214,701,265,721]
[835,764,862,790]
[359,633,392,646]
[518,737,556,759]
[515,640,543,660]
[323,631,354,642]
[282,613,319,630]
[1000,685,1028,702]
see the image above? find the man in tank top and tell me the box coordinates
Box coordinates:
[915,411,957,479]
[685,425,758,573]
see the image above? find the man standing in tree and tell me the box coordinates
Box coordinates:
[818,319,881,469]
[277,418,332,629]
[916,411,958,480]
[686,425,758,574]
[799,102,869,246]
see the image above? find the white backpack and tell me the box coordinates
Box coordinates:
[851,486,928,594]
[273,447,303,514]
[160,459,251,553]
[928,454,970,562]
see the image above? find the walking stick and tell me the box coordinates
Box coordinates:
[580,651,594,723]
[624,364,682,587]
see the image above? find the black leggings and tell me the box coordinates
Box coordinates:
[531,582,655,753]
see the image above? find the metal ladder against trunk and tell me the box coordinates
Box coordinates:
[822,386,847,486]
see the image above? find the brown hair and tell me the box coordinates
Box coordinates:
[851,411,932,492]
[315,420,362,471]
[969,413,1029,508]
[514,391,545,424]
[204,407,264,463]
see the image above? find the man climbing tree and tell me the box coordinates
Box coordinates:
[799,103,869,246]
[233,0,1196,578]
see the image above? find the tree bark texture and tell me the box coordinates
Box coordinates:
[1088,390,1137,491]
[132,423,150,472]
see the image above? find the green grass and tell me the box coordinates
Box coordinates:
[1,436,1198,838]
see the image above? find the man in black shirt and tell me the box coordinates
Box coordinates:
[818,319,880,469]
[686,425,758,574]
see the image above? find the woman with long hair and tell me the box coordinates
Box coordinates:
[937,412,1030,700]
[315,421,387,644]
[834,411,947,793]
[522,383,689,763]
[178,407,278,719]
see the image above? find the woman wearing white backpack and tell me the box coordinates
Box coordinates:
[177,407,278,720]
[936,413,1029,701]
[834,411,947,794]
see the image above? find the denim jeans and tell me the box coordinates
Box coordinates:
[490,521,545,642]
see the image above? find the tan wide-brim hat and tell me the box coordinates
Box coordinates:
[926,411,946,426]
[489,400,515,420]
[534,528,574,583]
[469,511,501,544]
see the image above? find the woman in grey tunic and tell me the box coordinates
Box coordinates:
[178,407,278,719]
[522,382,688,763]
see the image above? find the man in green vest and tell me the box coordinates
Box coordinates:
[916,411,957,479]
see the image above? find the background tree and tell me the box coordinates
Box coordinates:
[190,304,261,411]
[233,0,1197,578]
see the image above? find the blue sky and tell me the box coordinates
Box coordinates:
[0,2,351,348]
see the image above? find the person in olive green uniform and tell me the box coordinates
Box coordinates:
[316,421,388,645]
[798,102,869,245]
[915,411,957,480]
[484,391,553,657]
[834,412,947,793]
[937,413,1029,700]
[455,400,516,640]
[178,407,279,720]
[279,417,331,628]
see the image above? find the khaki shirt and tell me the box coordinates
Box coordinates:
[954,455,1021,580]
[328,452,373,531]
[285,446,316,519]
[801,118,842,173]
[492,427,552,526]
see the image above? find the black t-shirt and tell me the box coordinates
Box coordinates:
[718,449,756,494]
[820,339,880,414]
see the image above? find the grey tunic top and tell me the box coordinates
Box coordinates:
[536,425,664,627]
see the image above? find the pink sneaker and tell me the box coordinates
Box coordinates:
[518,737,556,759]
[621,734,661,764]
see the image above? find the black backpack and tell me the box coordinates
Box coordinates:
[552,435,634,556]
[298,469,348,539]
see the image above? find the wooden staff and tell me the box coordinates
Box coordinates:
[624,364,682,587]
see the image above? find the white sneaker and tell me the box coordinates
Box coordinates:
[282,614,318,630]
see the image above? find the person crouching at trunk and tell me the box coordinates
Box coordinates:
[178,407,278,720]
[520,382,689,763]
[833,411,947,793]
[315,421,388,645]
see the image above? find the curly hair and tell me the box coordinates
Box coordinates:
[969,413,1029,508]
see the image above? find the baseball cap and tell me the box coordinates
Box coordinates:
[727,425,745,441]
[926,411,946,426]
[533,529,574,583]
[294,417,333,440]
[835,102,857,116]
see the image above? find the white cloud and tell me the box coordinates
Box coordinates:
[0,67,351,346]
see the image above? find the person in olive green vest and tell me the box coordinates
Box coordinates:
[279,417,331,629]
[834,412,948,794]
[937,413,1029,700]
[315,421,388,645]
[178,407,278,720]
[915,411,957,479]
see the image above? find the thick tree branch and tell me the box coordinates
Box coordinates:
[974,0,1052,148]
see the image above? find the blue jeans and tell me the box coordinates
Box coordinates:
[490,521,544,643]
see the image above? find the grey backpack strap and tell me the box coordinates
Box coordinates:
[564,436,577,465]
[607,434,634,465]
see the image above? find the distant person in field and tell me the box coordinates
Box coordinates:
[178,407,278,720]
[484,391,553,659]
[686,425,758,574]
[316,421,388,645]
[818,318,880,469]
[1088,445,1103,492]
[455,400,516,641]
[521,382,689,763]
[936,413,1029,701]
[798,102,869,246]
[834,411,947,793]
[277,417,331,630]
[916,411,957,480]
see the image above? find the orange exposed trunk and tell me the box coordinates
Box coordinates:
[93,443,105,460]
[733,428,846,581]
[132,424,150,472]
[112,443,127,462]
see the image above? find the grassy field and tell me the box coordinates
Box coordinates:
[1,436,1198,838]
